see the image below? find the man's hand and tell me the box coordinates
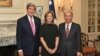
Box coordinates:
[18,50,24,56]
[77,52,83,56]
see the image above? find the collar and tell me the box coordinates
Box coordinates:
[65,22,72,26]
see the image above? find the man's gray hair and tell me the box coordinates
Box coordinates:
[26,3,36,10]
[63,10,73,16]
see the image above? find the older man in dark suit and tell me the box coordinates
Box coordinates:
[59,10,82,56]
[16,3,41,56]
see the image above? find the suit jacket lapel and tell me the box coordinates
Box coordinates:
[62,23,66,38]
[34,16,37,32]
[24,15,33,35]
[68,22,75,37]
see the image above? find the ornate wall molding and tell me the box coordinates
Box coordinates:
[0,20,16,46]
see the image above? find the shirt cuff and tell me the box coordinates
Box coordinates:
[18,50,23,52]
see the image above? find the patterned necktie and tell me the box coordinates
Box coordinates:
[65,25,69,37]
[29,17,36,36]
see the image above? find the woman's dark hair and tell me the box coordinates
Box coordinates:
[44,10,55,23]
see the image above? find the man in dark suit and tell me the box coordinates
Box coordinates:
[59,10,82,56]
[16,3,41,56]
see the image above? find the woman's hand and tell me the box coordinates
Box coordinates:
[48,48,53,54]
[51,48,57,54]
[47,47,57,54]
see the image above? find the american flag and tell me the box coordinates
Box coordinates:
[49,0,56,19]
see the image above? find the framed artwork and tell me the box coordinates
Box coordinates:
[0,0,12,7]
[36,6,43,18]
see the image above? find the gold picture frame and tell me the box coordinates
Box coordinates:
[0,0,12,7]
